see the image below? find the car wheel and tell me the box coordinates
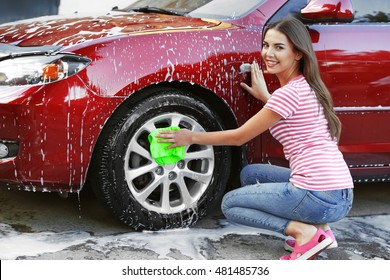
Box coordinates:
[90,88,231,230]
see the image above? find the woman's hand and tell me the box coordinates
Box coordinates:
[240,60,270,103]
[156,129,192,148]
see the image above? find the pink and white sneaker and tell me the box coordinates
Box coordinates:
[284,229,338,252]
[280,228,333,260]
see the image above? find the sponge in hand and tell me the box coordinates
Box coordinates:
[148,126,185,165]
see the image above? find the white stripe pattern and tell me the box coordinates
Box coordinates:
[264,75,353,191]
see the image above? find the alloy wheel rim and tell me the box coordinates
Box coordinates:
[124,113,215,214]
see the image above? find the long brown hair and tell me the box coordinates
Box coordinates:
[265,17,341,141]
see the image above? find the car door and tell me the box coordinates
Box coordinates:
[262,0,390,181]
[320,0,390,181]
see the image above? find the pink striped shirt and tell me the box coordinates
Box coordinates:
[264,75,353,191]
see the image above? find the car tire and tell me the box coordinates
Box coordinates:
[90,87,231,230]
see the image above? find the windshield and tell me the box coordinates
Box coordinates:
[124,0,266,20]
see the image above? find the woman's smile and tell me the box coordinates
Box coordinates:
[265,59,279,68]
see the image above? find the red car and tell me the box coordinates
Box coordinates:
[0,0,389,230]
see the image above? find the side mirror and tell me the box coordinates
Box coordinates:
[301,0,354,23]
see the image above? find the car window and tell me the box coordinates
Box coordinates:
[125,0,266,20]
[351,0,390,23]
[126,0,213,13]
[188,0,266,19]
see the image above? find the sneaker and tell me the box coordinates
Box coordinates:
[284,229,338,252]
[280,228,333,260]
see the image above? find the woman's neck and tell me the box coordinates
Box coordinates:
[277,70,302,86]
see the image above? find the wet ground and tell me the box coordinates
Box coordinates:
[0,182,389,260]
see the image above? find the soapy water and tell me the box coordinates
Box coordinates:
[1,215,389,260]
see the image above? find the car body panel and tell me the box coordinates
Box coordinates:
[319,24,390,180]
[0,13,222,46]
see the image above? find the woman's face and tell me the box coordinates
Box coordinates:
[261,29,302,83]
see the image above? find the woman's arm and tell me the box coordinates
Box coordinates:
[157,107,282,148]
[158,61,280,148]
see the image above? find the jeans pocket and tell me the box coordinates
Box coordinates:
[292,192,338,224]
[342,189,354,215]
[344,188,354,202]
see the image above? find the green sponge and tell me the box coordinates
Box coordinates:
[148,126,185,165]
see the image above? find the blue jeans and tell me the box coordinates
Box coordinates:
[221,164,353,235]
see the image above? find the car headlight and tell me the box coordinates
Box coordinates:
[0,54,91,86]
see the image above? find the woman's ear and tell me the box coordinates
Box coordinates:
[295,51,303,61]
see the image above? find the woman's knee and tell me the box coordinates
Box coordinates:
[221,190,233,213]
[221,187,246,214]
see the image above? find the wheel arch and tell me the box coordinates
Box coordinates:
[126,82,238,129]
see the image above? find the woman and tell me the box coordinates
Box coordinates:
[157,17,354,260]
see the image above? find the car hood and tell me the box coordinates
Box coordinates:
[0,12,224,47]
